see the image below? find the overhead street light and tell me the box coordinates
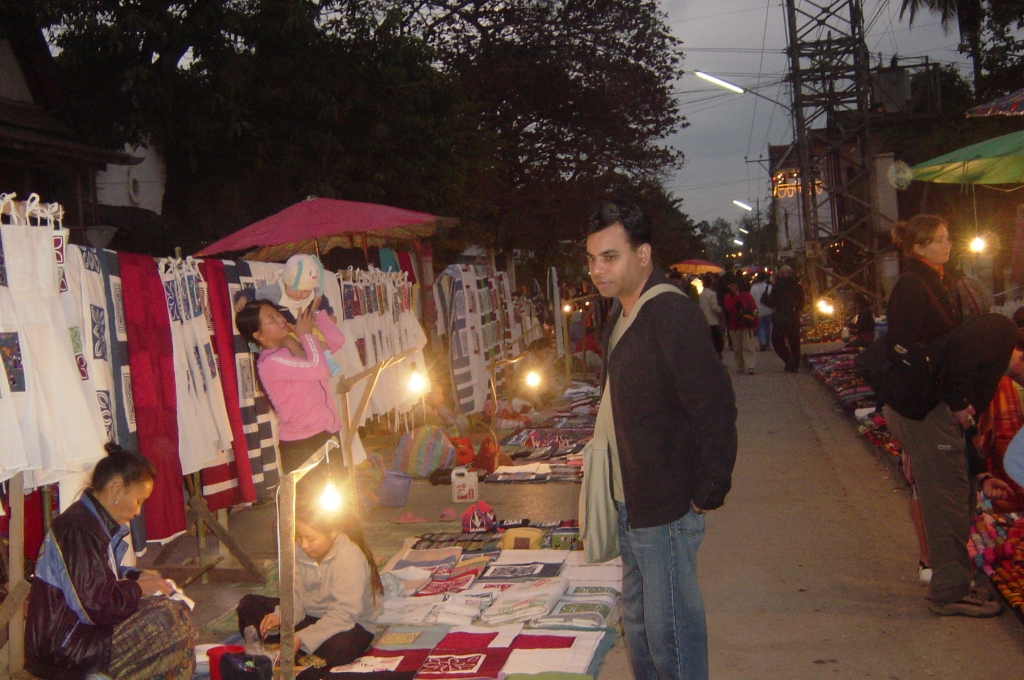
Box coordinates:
[695,71,744,94]
[694,71,793,112]
[733,239,744,246]
[732,200,753,211]
[738,228,749,234]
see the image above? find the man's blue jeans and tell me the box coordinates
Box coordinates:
[617,504,709,680]
[757,313,773,349]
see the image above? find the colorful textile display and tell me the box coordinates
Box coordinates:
[230,260,280,496]
[119,251,186,542]
[0,195,105,489]
[433,264,528,414]
[393,426,457,478]
[158,257,234,475]
[98,249,137,451]
[479,577,569,625]
[197,259,257,510]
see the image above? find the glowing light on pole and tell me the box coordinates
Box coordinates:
[970,236,986,253]
[320,480,342,511]
[695,71,744,94]
[816,299,835,315]
[732,200,753,211]
[407,371,426,395]
[733,239,744,246]
[525,371,542,388]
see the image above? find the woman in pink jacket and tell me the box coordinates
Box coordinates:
[236,298,345,476]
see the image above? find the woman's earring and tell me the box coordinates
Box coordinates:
[113,496,119,505]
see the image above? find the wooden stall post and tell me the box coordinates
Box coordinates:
[9,472,25,672]
[276,441,334,679]
[278,469,299,680]
[333,348,418,516]
[562,301,572,385]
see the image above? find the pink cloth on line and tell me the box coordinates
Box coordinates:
[119,252,186,541]
[198,260,256,510]
[257,310,345,441]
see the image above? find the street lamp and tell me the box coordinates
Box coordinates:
[733,239,744,246]
[694,71,793,112]
[733,200,753,211]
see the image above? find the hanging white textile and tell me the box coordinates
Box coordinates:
[0,194,105,489]
[55,245,125,509]
[0,315,27,483]
[158,258,233,475]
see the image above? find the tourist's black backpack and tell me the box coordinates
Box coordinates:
[854,332,942,420]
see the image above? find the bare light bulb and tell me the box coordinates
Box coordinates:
[408,371,426,395]
[970,237,986,253]
[563,304,573,314]
[816,299,835,315]
[525,371,542,388]
[320,481,342,512]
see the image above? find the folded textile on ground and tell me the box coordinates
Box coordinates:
[527,587,619,629]
[377,595,444,625]
[492,550,569,566]
[500,631,605,676]
[479,577,568,625]
[480,562,564,581]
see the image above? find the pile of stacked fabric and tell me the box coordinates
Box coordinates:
[804,349,908,480]
[804,349,878,413]
[357,540,621,679]
[969,508,1024,614]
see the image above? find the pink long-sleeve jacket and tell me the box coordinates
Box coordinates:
[257,310,345,441]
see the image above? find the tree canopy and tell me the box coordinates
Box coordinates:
[30,0,698,261]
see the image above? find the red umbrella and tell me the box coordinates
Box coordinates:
[196,197,458,260]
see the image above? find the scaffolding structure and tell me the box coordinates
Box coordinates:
[784,0,879,312]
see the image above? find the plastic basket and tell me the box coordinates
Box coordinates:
[377,470,413,507]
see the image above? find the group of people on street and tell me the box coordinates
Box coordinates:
[693,262,805,375]
[26,199,1024,680]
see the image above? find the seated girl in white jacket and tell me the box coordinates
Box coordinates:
[236,494,382,678]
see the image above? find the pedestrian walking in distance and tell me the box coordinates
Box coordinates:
[584,200,738,680]
[766,265,804,372]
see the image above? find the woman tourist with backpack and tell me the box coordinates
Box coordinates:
[883,214,1005,618]
[724,279,759,374]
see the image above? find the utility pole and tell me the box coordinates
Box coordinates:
[783,0,879,320]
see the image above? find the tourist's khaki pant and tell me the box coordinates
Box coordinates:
[884,403,974,605]
[729,328,756,372]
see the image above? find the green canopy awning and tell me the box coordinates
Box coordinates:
[912,130,1024,185]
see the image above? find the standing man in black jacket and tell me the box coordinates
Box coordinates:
[585,201,738,680]
[767,265,805,372]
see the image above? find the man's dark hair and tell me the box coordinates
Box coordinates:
[586,201,652,249]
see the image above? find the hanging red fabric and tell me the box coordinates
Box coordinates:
[197,259,256,510]
[118,252,186,541]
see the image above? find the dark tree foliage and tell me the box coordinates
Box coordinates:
[386,0,688,252]
[33,0,695,262]
[35,0,483,253]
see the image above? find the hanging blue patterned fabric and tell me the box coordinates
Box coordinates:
[229,260,279,497]
[98,248,146,550]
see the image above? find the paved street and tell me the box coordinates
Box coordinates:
[702,346,1024,679]
[177,344,1024,679]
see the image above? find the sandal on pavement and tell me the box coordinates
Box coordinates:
[439,508,458,521]
[393,512,429,524]
[928,594,1002,617]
